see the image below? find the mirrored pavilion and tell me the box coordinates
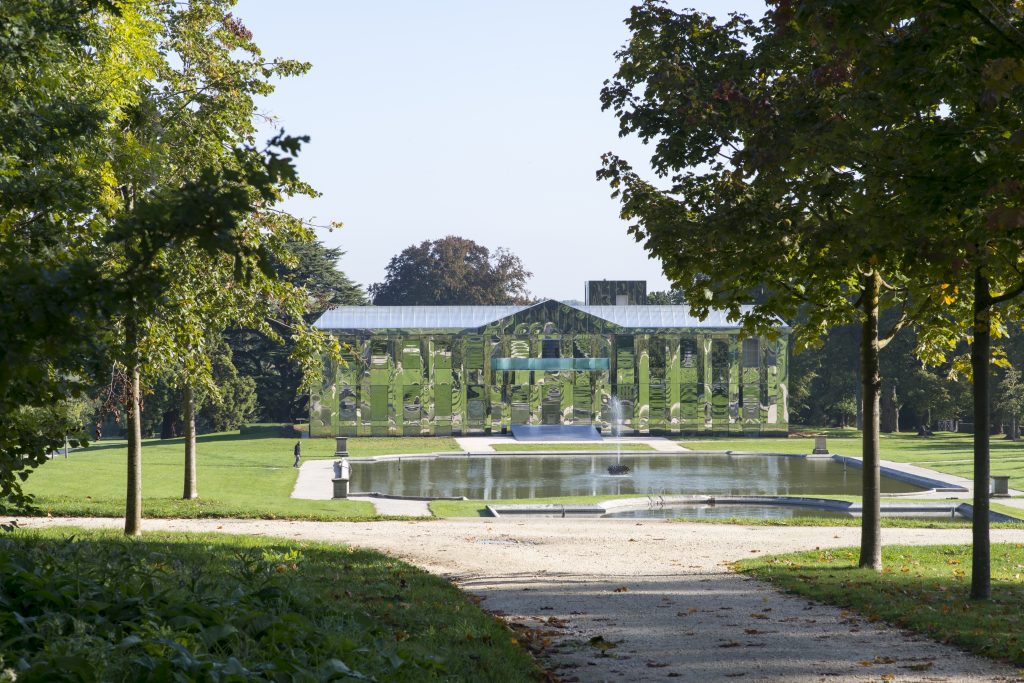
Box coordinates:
[310,281,789,437]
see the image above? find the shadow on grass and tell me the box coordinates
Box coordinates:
[737,544,1024,666]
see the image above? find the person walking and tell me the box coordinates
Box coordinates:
[293,441,301,468]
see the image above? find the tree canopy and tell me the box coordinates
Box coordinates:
[369,236,533,305]
[0,0,339,529]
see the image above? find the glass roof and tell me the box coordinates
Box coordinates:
[313,300,758,331]
[313,305,529,330]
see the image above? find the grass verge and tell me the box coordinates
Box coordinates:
[735,543,1024,666]
[677,432,1024,481]
[0,528,540,681]
[22,432,458,520]
[489,443,654,452]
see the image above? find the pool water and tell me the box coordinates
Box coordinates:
[349,453,924,500]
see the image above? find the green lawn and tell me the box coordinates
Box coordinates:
[736,543,1024,666]
[490,442,654,452]
[678,431,1024,481]
[22,432,458,520]
[0,528,539,681]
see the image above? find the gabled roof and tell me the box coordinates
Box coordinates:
[313,305,527,331]
[313,299,758,332]
[576,305,744,328]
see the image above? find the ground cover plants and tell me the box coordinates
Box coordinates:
[0,528,539,681]
[736,543,1024,665]
[21,432,457,520]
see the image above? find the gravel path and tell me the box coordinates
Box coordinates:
[19,517,1024,682]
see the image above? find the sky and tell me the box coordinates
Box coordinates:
[238,1,768,301]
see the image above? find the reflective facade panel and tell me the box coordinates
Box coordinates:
[311,298,789,437]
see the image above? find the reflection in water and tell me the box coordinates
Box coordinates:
[350,454,923,500]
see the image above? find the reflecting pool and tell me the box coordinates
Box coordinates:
[349,453,924,500]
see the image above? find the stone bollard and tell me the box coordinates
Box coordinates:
[991,475,1010,498]
[812,435,829,455]
[332,457,351,499]
[335,436,349,457]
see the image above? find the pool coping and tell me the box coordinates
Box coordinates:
[485,496,1023,522]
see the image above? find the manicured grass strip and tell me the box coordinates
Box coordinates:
[431,494,662,517]
[490,443,654,452]
[0,528,540,681]
[22,432,458,520]
[668,516,1024,528]
[735,543,1024,665]
[677,432,1024,479]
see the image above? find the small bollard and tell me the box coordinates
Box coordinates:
[332,458,350,499]
[991,475,1010,498]
[812,435,829,455]
[335,436,349,457]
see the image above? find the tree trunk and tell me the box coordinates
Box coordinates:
[892,386,900,432]
[125,315,143,537]
[859,271,882,570]
[880,382,901,433]
[160,408,182,440]
[183,384,198,500]
[971,269,991,600]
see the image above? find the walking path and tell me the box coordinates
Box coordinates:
[291,459,431,516]
[21,516,1024,682]
[455,435,690,453]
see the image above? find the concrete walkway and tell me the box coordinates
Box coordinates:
[290,459,431,517]
[454,435,691,453]
[291,459,334,499]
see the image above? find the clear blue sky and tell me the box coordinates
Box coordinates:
[238,1,767,300]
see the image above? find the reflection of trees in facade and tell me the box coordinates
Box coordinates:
[311,300,789,437]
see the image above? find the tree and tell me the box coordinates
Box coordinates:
[771,0,1024,601]
[369,236,533,305]
[103,1,338,513]
[599,2,940,570]
[228,239,366,422]
[0,0,161,514]
[996,367,1024,441]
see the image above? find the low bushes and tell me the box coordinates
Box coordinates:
[0,529,539,681]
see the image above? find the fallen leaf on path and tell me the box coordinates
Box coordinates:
[718,641,742,648]
[613,586,629,593]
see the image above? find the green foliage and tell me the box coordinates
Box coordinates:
[196,345,257,433]
[369,235,533,305]
[737,544,1024,665]
[0,529,539,681]
[996,366,1024,439]
[228,240,366,422]
[0,0,160,513]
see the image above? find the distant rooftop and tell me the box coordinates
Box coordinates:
[313,300,755,331]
